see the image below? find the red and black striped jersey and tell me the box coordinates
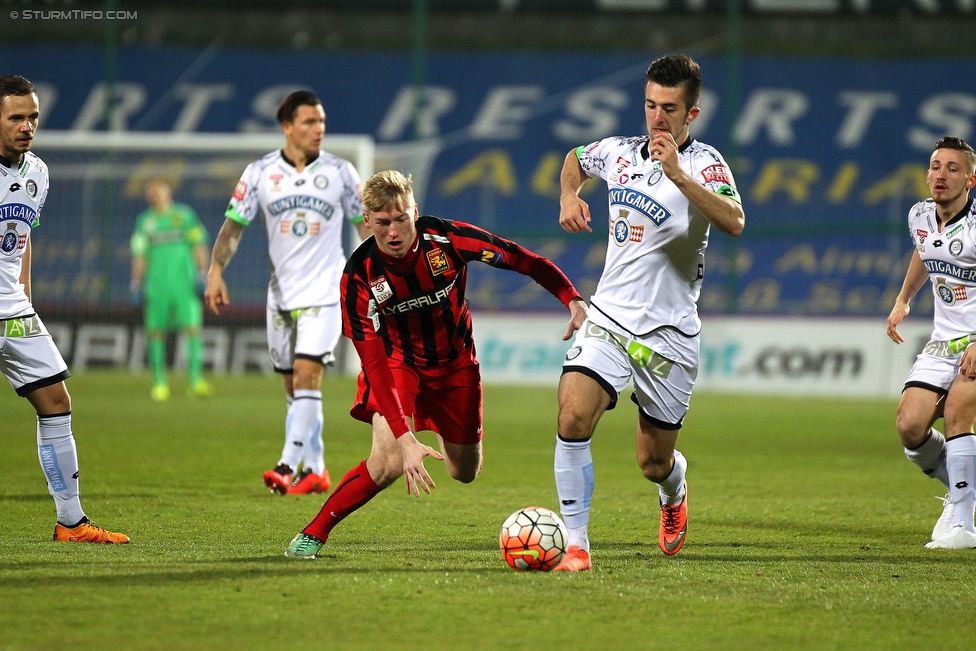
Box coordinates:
[342,216,581,368]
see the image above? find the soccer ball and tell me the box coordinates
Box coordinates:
[499,506,568,571]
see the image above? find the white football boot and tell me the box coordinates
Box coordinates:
[925,523,976,549]
[931,494,955,541]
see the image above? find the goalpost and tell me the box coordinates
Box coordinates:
[29,130,374,375]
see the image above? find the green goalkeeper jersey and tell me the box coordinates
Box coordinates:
[130,203,207,297]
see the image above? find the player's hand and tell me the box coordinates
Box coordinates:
[960,344,976,379]
[563,298,587,341]
[396,432,444,497]
[559,195,592,234]
[204,270,229,315]
[886,300,910,344]
[650,131,683,181]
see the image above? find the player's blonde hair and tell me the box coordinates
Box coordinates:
[362,170,415,214]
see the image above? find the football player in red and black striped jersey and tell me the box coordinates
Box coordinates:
[284,169,587,559]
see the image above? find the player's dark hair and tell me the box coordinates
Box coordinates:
[362,170,414,214]
[276,90,322,124]
[0,75,36,108]
[645,55,702,110]
[934,136,976,171]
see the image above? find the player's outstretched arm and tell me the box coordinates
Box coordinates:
[887,250,928,344]
[396,433,444,497]
[205,218,245,315]
[559,150,592,234]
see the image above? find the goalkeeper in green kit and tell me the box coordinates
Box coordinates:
[130,178,212,400]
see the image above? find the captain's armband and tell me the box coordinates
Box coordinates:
[715,184,742,205]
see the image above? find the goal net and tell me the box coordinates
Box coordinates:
[29,130,374,374]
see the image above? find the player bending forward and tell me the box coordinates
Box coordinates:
[887,136,976,549]
[284,170,587,559]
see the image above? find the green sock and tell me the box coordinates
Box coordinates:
[147,336,166,387]
[187,333,203,386]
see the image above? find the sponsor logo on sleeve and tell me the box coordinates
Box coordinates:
[269,174,284,192]
[233,181,247,201]
[701,164,732,185]
[608,156,631,184]
[916,229,928,243]
[480,249,504,265]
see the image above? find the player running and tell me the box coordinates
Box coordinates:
[283,169,587,559]
[205,90,369,496]
[887,136,976,549]
[130,178,211,401]
[0,74,128,544]
[551,55,745,570]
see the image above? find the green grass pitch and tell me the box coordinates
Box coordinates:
[1,371,974,650]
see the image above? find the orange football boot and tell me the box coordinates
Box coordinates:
[552,545,592,572]
[53,517,130,544]
[287,469,332,495]
[659,481,688,556]
[263,464,294,495]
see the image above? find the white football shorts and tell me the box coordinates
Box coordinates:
[266,303,341,373]
[0,313,70,396]
[562,313,699,429]
[904,339,965,395]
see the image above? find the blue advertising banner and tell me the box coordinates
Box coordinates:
[7,45,972,316]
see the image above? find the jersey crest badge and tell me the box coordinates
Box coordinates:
[370,276,393,304]
[612,210,631,247]
[950,239,964,256]
[426,248,451,276]
[314,175,329,189]
[936,279,967,305]
[291,218,309,237]
[2,222,19,255]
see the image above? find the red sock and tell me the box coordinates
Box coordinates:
[303,459,380,542]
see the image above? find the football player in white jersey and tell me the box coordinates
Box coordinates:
[205,90,369,496]
[0,75,128,544]
[551,55,745,570]
[887,136,976,549]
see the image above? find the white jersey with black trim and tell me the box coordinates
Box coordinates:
[578,136,739,337]
[908,196,976,341]
[0,151,49,319]
[226,149,363,311]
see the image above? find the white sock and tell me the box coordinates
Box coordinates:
[280,390,322,471]
[301,409,325,475]
[946,435,976,533]
[37,413,85,526]
[657,450,687,506]
[554,435,594,552]
[905,428,950,490]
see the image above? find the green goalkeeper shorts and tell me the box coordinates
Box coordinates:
[144,290,202,331]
